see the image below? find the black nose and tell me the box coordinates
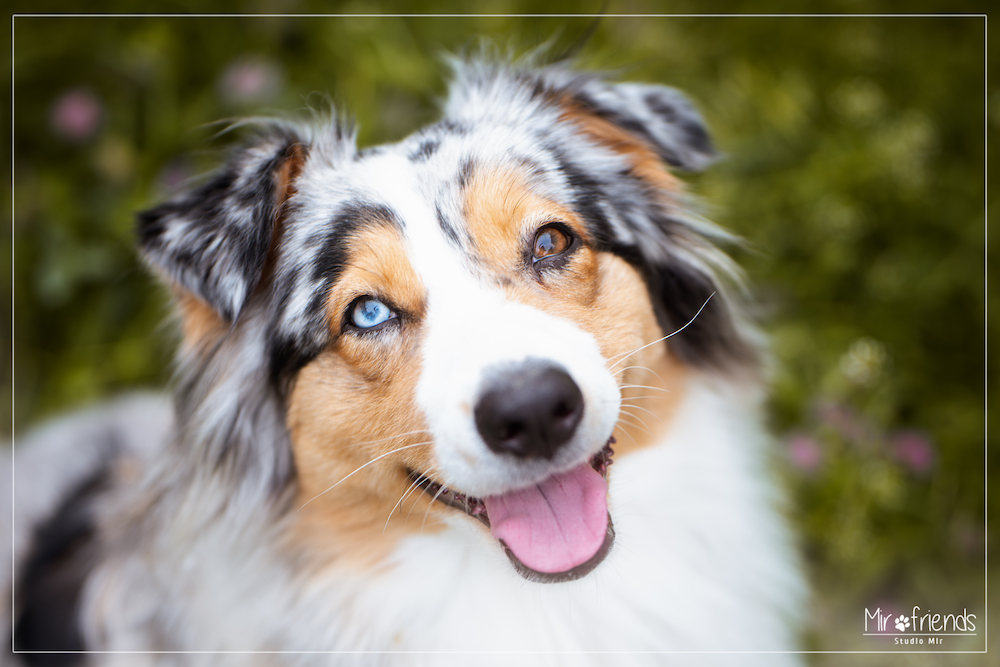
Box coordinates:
[474,362,585,460]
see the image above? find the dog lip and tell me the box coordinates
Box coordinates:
[408,475,492,528]
[408,438,616,581]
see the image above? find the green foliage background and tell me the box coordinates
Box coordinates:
[6,3,992,663]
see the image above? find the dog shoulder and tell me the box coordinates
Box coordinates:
[5,394,172,657]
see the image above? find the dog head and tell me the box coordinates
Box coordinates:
[138,58,755,582]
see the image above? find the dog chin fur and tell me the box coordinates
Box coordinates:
[6,54,806,665]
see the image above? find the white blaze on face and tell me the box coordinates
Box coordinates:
[360,153,621,499]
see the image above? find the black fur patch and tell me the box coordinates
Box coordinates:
[457,157,476,191]
[437,119,469,136]
[12,461,113,664]
[643,90,714,158]
[409,138,440,161]
[435,204,462,248]
[646,258,756,369]
[547,146,612,236]
[308,201,402,286]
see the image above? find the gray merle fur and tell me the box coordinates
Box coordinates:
[11,461,113,664]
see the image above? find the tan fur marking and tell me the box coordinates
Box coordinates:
[325,223,427,335]
[287,223,447,567]
[258,143,307,293]
[175,290,226,350]
[462,166,535,270]
[559,101,683,196]
[275,143,306,205]
[463,166,598,296]
[289,348,446,568]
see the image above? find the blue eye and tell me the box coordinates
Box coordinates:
[351,298,395,329]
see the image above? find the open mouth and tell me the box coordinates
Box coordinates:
[410,439,616,583]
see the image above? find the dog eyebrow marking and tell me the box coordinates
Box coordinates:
[304,201,405,327]
[311,201,403,284]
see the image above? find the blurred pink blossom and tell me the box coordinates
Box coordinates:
[51,89,102,141]
[890,430,935,474]
[787,435,823,472]
[816,401,870,443]
[218,57,283,105]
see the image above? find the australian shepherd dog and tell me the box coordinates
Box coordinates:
[6,55,805,665]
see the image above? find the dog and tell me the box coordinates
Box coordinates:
[6,55,805,665]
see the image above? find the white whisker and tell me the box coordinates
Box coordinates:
[608,293,715,372]
[613,424,639,447]
[615,365,668,396]
[617,414,652,437]
[383,475,425,534]
[346,429,433,450]
[420,484,449,533]
[619,402,664,423]
[618,384,671,393]
[298,441,432,511]
[611,366,667,389]
[406,466,447,520]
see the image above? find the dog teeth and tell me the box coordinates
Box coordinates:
[588,438,616,479]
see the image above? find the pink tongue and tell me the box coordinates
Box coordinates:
[483,462,609,574]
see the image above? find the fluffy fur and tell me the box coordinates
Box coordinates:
[7,56,805,665]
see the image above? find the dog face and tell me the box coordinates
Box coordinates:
[137,59,755,582]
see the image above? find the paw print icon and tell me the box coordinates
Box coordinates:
[895,615,911,632]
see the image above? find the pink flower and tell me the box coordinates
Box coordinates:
[51,89,102,141]
[218,57,283,105]
[890,430,935,474]
[787,435,823,472]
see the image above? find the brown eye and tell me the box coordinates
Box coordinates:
[532,225,571,262]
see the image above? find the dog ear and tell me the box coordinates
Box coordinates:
[554,77,755,369]
[137,128,307,322]
[568,80,717,172]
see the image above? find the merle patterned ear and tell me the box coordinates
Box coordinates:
[137,129,307,321]
[553,76,754,368]
[573,81,717,172]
